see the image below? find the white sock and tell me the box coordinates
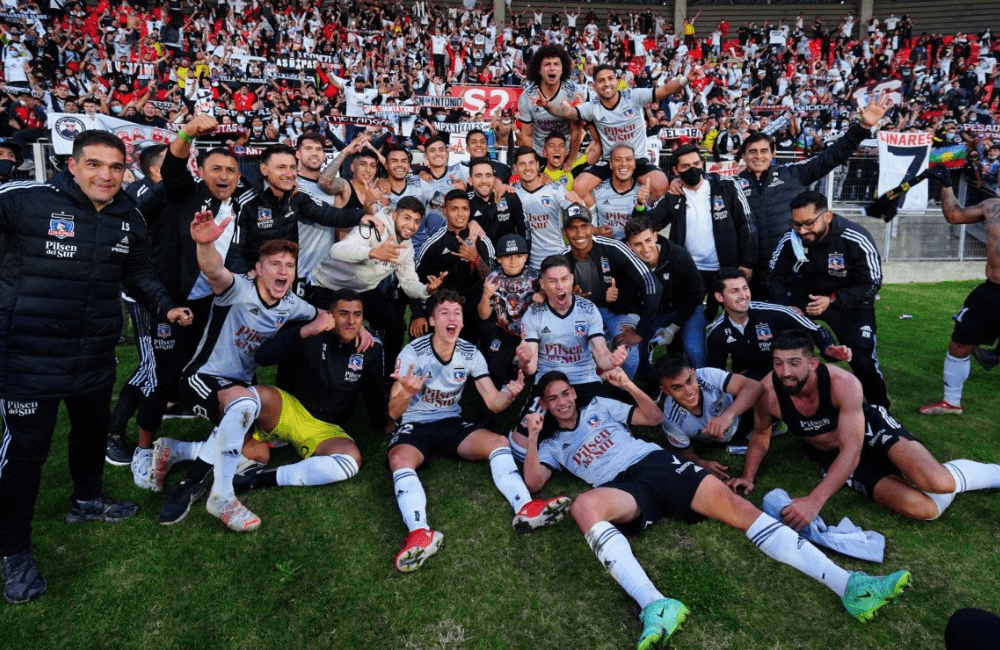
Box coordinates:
[943,352,970,406]
[945,459,1000,492]
[276,455,359,486]
[170,439,198,463]
[210,396,259,502]
[392,468,429,532]
[746,513,851,597]
[585,521,665,609]
[195,428,220,464]
[489,447,530,512]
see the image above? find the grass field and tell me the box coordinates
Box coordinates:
[3,280,998,649]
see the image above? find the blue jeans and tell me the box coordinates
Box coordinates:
[598,308,641,379]
[637,309,707,383]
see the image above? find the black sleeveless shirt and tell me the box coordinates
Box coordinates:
[772,364,840,437]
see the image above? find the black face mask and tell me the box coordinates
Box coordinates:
[679,167,703,187]
[0,160,16,180]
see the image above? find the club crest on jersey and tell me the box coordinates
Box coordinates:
[490,338,501,351]
[157,323,172,339]
[755,324,772,341]
[497,199,508,211]
[586,414,602,427]
[622,107,634,118]
[600,257,610,273]
[828,254,845,274]
[540,197,552,207]
[276,311,288,327]
[574,323,587,337]
[713,196,725,210]
[48,213,75,239]
[257,208,273,228]
[736,177,750,189]
[453,368,467,382]
[348,354,364,371]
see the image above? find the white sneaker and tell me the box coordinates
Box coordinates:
[206,494,261,532]
[151,437,181,491]
[131,447,157,491]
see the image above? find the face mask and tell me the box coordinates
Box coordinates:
[236,115,246,124]
[436,115,446,122]
[294,121,302,128]
[679,167,703,186]
[0,160,15,179]
[111,105,122,114]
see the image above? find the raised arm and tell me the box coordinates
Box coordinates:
[190,209,235,295]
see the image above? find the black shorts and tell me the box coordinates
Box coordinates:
[804,404,918,500]
[600,449,709,535]
[951,280,1000,346]
[179,373,251,424]
[579,157,661,183]
[387,417,480,465]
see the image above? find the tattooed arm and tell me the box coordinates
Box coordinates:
[940,186,996,225]
[318,135,364,195]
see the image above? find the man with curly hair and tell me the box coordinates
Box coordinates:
[518,44,583,168]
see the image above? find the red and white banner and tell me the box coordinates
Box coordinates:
[449,85,522,118]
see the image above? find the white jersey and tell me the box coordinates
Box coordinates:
[537,397,660,486]
[593,179,639,240]
[522,296,604,386]
[518,80,579,153]
[185,275,317,383]
[295,175,336,281]
[515,181,570,270]
[661,367,738,449]
[576,87,654,163]
[394,335,489,424]
[388,174,435,210]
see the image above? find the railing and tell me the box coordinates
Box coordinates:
[19,142,985,262]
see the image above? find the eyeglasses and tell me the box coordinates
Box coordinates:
[789,213,827,231]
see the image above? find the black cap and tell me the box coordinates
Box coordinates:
[496,234,529,256]
[0,138,23,155]
[562,203,590,226]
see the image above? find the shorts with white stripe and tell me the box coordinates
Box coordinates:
[179,373,251,424]
[124,301,157,396]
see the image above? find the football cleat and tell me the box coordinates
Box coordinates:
[394,528,444,572]
[842,570,911,622]
[131,447,157,491]
[1,552,47,604]
[918,400,963,416]
[206,495,261,532]
[638,598,690,649]
[151,437,182,491]
[65,493,139,524]
[513,495,572,530]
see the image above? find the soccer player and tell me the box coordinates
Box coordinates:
[157,215,318,531]
[381,145,436,211]
[387,290,570,572]
[768,191,889,407]
[590,143,649,240]
[656,353,762,480]
[464,129,512,183]
[523,368,911,648]
[537,64,695,205]
[917,169,1000,415]
[467,156,529,246]
[518,44,583,162]
[513,146,580,271]
[539,132,588,190]
[707,268,851,380]
[730,330,1000,526]
[411,136,468,258]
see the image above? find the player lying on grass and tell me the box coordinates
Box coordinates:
[731,329,1000,526]
[523,368,911,649]
[386,290,571,572]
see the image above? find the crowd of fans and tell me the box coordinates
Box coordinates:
[0,0,997,185]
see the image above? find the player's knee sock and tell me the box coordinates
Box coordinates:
[585,521,665,609]
[194,427,220,464]
[507,431,527,463]
[392,468,429,532]
[945,459,1000,493]
[277,455,359,487]
[488,447,530,512]
[210,395,260,501]
[746,513,851,597]
[943,352,970,406]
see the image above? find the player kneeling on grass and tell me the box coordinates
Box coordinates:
[523,368,911,649]
[154,288,384,496]
[731,329,1000,524]
[387,289,571,572]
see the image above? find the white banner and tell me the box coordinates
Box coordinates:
[48,112,178,159]
[877,131,932,212]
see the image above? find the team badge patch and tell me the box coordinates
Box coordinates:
[276,311,288,327]
[453,369,467,382]
[490,338,501,351]
[736,177,750,189]
[540,197,552,207]
[257,208,273,228]
[755,324,772,341]
[157,323,172,339]
[574,323,587,337]
[622,107,634,118]
[828,254,845,272]
[48,213,75,239]
[713,196,725,210]
[600,257,610,273]
[348,354,364,371]
[586,414,602,427]
[497,199,508,211]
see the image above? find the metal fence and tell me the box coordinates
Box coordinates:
[18,141,986,263]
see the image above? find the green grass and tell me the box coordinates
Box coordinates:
[3,281,998,649]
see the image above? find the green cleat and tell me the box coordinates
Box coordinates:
[842,570,912,622]
[638,598,690,649]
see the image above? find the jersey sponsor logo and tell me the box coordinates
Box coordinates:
[713,209,729,220]
[800,417,831,432]
[4,400,38,416]
[348,354,364,371]
[257,207,274,229]
[542,341,585,363]
[157,323,172,339]
[828,254,846,275]
[571,429,614,468]
[112,235,130,254]
[45,241,77,258]
[344,370,362,382]
[755,324,772,341]
[586,414,603,427]
[48,213,75,239]
[574,323,587,337]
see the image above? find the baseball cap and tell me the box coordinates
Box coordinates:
[0,138,23,155]
[562,203,590,226]
[496,234,528,256]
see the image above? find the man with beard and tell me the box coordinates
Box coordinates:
[467,157,528,246]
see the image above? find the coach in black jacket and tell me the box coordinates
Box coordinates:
[0,131,192,604]
[769,191,888,406]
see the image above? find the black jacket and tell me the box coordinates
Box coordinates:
[768,213,881,312]
[413,227,495,318]
[157,150,256,302]
[644,235,705,324]
[738,121,873,266]
[0,172,176,399]
[237,181,367,267]
[648,173,757,270]
[468,190,529,249]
